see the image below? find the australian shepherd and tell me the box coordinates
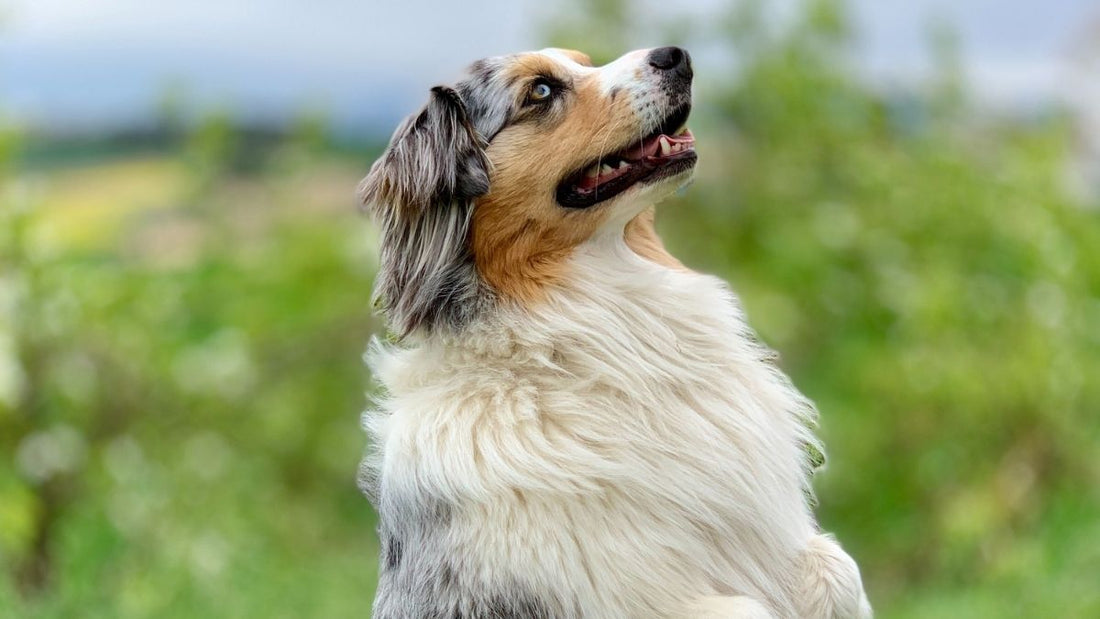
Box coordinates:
[357,46,871,618]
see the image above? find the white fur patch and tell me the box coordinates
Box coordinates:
[366,231,871,617]
[595,48,650,94]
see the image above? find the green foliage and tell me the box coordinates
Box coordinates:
[1,1,1098,616]
[1,125,381,616]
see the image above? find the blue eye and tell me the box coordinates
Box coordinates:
[530,82,553,101]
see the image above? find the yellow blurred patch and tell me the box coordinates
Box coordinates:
[36,157,186,252]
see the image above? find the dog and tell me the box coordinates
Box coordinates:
[357,46,871,618]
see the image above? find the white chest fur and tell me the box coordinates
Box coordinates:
[366,235,834,617]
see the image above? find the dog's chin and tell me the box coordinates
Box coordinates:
[617,163,696,208]
[586,164,696,235]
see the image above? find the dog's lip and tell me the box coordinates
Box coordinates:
[573,131,695,190]
[556,104,695,209]
[557,149,697,209]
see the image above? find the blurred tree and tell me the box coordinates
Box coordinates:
[183,110,240,204]
[0,122,80,598]
[154,78,192,143]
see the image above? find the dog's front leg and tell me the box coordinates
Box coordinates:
[795,534,872,618]
[683,594,775,618]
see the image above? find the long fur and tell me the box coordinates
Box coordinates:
[363,231,869,617]
[359,47,870,618]
[358,86,492,337]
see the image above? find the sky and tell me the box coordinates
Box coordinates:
[0,0,1097,136]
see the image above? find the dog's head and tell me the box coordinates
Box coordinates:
[360,47,696,337]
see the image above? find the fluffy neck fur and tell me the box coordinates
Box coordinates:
[365,226,824,616]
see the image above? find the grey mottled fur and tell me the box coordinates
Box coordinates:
[358,85,495,338]
[370,489,561,619]
[359,57,544,338]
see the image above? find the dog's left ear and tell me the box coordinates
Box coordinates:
[359,85,490,214]
[358,86,491,338]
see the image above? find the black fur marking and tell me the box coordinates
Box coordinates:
[370,491,562,619]
[382,533,403,570]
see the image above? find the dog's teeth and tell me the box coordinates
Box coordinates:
[659,136,671,156]
[615,160,629,169]
[600,163,614,175]
[585,165,600,178]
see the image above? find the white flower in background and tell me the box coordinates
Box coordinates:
[103,435,157,535]
[170,329,256,398]
[182,431,232,481]
[15,424,87,483]
[190,530,230,581]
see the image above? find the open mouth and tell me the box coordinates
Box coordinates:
[556,104,697,209]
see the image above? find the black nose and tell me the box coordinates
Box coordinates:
[647,46,692,80]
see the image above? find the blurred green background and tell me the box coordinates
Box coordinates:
[2,0,1099,617]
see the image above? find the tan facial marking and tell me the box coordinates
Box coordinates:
[472,54,642,304]
[624,207,684,270]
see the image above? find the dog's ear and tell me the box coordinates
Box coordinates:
[359,86,491,338]
[360,86,491,211]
